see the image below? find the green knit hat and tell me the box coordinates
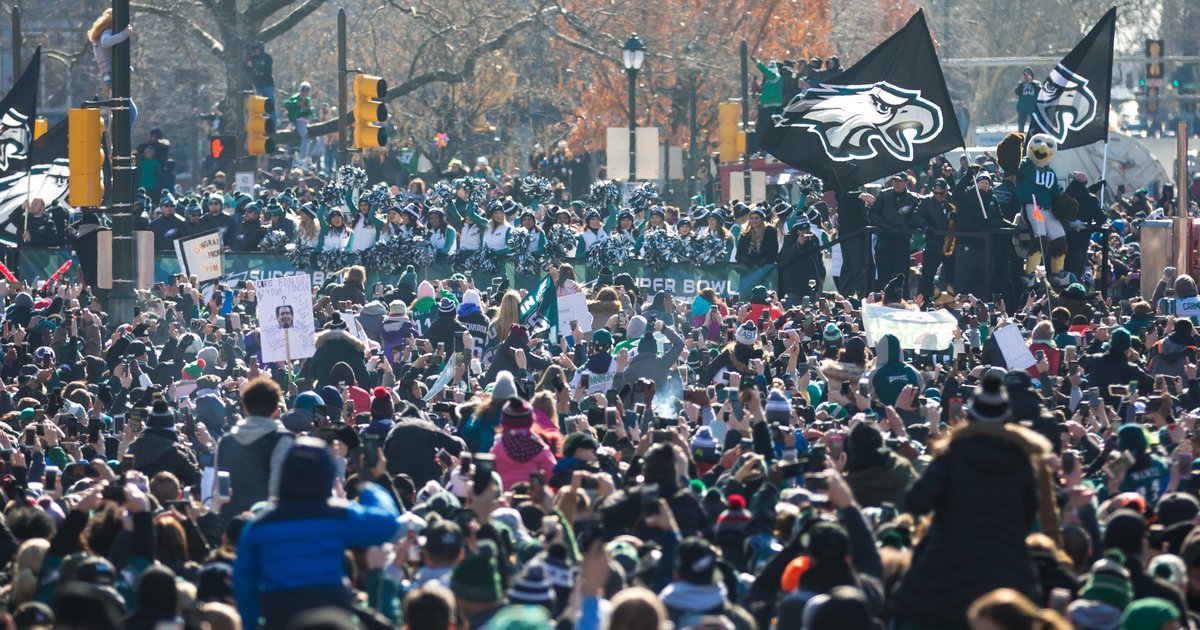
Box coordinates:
[591,328,613,348]
[1120,597,1179,630]
[451,540,503,602]
[1079,549,1132,611]
[182,359,204,379]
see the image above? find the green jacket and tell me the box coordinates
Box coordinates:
[869,334,922,407]
[757,61,783,108]
[283,93,313,123]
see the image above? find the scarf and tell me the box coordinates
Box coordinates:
[501,428,546,463]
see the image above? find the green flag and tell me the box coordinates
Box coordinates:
[519,274,558,339]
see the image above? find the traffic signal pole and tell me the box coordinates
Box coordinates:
[337,7,348,167]
[740,40,751,203]
[108,0,135,323]
[11,7,20,88]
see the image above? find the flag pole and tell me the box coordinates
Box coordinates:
[1097,140,1109,209]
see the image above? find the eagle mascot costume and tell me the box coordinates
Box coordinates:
[997,132,1078,288]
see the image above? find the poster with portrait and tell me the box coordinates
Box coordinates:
[257,274,317,363]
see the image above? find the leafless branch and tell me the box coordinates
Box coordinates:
[259,0,328,42]
[131,2,225,54]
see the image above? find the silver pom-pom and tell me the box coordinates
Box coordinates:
[586,234,634,270]
[641,229,683,271]
[286,243,315,270]
[796,173,824,199]
[453,248,499,275]
[518,176,554,204]
[317,248,360,273]
[429,180,458,208]
[455,177,490,206]
[506,227,541,275]
[544,224,578,267]
[586,180,622,209]
[627,182,660,211]
[259,230,290,254]
[683,234,725,266]
[405,237,438,268]
[361,238,407,275]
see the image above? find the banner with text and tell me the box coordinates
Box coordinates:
[256,274,317,363]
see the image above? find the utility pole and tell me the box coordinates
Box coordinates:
[108,0,135,323]
[337,7,348,167]
[740,39,751,203]
[10,7,20,89]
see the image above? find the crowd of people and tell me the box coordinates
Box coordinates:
[0,129,1193,630]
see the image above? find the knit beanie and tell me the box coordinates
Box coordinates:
[1120,597,1179,630]
[1117,424,1149,454]
[690,426,719,463]
[675,537,719,584]
[417,281,435,300]
[591,328,613,349]
[399,265,418,288]
[1103,510,1147,557]
[1079,549,1133,610]
[967,372,1011,424]
[507,324,529,347]
[716,495,751,533]
[462,289,481,307]
[197,346,219,368]
[508,563,555,608]
[294,391,324,412]
[562,432,599,458]
[626,315,647,341]
[750,285,769,305]
[1108,327,1132,356]
[438,297,457,314]
[735,320,758,346]
[147,400,174,430]
[491,371,518,401]
[501,398,534,430]
[765,389,791,424]
[451,540,503,603]
[370,387,394,420]
[182,359,205,379]
[822,323,842,343]
[637,333,658,356]
[388,300,407,316]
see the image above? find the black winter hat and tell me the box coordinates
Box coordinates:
[279,436,336,502]
[370,386,394,420]
[1103,509,1147,557]
[675,536,719,584]
[968,373,1011,424]
[147,400,174,430]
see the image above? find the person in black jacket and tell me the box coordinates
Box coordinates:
[890,374,1055,627]
[329,266,367,307]
[735,208,778,267]
[227,203,265,252]
[777,218,823,304]
[916,178,954,301]
[952,171,1010,300]
[23,199,61,248]
[867,174,920,295]
[383,409,466,487]
[150,194,185,251]
[126,400,202,487]
[197,196,236,238]
[1078,327,1155,407]
[1102,510,1191,626]
[245,41,276,126]
[1065,172,1106,282]
[482,324,549,386]
[424,298,468,356]
[214,378,295,526]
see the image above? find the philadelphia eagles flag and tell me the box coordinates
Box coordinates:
[0,49,66,247]
[758,11,962,188]
[520,274,558,340]
[1028,7,1115,149]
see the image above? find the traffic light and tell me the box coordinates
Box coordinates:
[68,108,104,207]
[353,75,388,149]
[209,134,236,160]
[33,116,47,140]
[245,95,275,156]
[1146,38,1164,82]
[718,102,739,163]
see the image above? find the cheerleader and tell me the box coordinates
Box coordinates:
[296,202,321,249]
[426,208,457,259]
[576,210,612,260]
[482,201,511,256]
[517,210,546,256]
[318,209,352,252]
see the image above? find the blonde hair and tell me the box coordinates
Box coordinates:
[610,587,668,630]
[489,290,521,343]
[967,588,1069,630]
[88,9,114,43]
[9,539,49,607]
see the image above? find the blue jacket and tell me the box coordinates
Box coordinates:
[233,483,401,625]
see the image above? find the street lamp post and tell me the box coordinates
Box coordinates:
[622,34,645,182]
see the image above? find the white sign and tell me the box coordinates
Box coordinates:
[423,353,459,403]
[557,291,593,336]
[992,323,1036,370]
[727,170,767,204]
[234,171,255,195]
[173,229,224,283]
[659,145,683,180]
[606,127,661,181]
[862,304,957,351]
[257,274,317,363]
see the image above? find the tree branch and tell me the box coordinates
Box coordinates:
[386,5,558,102]
[131,2,225,54]
[244,0,302,23]
[259,0,328,42]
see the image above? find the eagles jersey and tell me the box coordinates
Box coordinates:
[1016,159,1059,209]
[992,180,1019,221]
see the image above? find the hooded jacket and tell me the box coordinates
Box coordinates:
[214,415,295,525]
[622,325,685,385]
[843,423,917,508]
[457,302,490,346]
[1078,329,1155,406]
[424,311,468,356]
[127,428,202,486]
[1148,331,1197,379]
[380,314,414,360]
[890,423,1052,626]
[298,329,370,389]
[383,415,465,487]
[869,335,922,407]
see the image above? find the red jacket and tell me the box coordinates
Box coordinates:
[1026,341,1061,377]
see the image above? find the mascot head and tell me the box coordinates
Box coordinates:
[776,81,943,162]
[996,132,1025,176]
[1026,134,1057,167]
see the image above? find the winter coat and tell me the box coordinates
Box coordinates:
[228,219,265,252]
[490,433,556,491]
[298,329,370,389]
[214,416,294,526]
[844,451,918,509]
[150,214,186,251]
[126,428,202,487]
[1078,351,1155,407]
[869,335,922,407]
[1026,340,1061,378]
[329,281,366,307]
[735,227,779,267]
[890,423,1052,627]
[1148,332,1197,379]
[380,314,415,360]
[482,343,550,387]
[622,325,685,385]
[232,482,400,627]
[383,416,465,487]
[777,230,823,299]
[424,312,468,356]
[869,189,921,238]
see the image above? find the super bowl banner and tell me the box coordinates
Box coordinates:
[758,10,963,188]
[19,249,779,301]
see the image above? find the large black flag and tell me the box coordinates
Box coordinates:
[0,48,40,179]
[758,11,962,189]
[1028,7,1115,149]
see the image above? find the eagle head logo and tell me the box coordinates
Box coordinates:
[0,109,29,173]
[774,82,943,162]
[1032,64,1097,144]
